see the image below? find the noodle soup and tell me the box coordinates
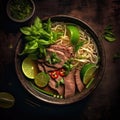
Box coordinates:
[15,15,104,104]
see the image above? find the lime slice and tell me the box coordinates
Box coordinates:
[0,92,15,108]
[22,56,39,79]
[34,72,50,88]
[67,25,80,45]
[80,63,98,85]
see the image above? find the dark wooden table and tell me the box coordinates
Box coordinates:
[0,0,120,119]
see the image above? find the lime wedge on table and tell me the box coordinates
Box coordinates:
[22,57,39,79]
[67,25,80,45]
[80,63,98,85]
[34,72,50,88]
[0,92,15,108]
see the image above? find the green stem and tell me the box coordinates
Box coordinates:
[86,78,94,88]
[30,81,54,96]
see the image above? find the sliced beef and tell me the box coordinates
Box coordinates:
[49,78,64,96]
[37,59,45,63]
[44,62,58,69]
[37,60,58,72]
[50,44,74,58]
[41,44,74,70]
[37,44,84,98]
[74,69,84,92]
[47,48,68,68]
[37,63,44,72]
[64,69,76,98]
[42,63,57,72]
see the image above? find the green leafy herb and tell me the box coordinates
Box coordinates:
[63,59,73,75]
[9,0,33,20]
[103,25,116,42]
[19,41,38,55]
[19,17,61,58]
[46,53,61,64]
[56,78,64,88]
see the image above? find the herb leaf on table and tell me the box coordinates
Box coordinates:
[103,25,116,42]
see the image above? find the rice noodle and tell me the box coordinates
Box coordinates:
[74,29,98,65]
[51,22,99,68]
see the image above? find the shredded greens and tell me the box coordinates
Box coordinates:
[9,0,33,20]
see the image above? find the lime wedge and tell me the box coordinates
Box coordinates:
[67,25,80,45]
[34,72,50,88]
[80,63,98,85]
[22,56,39,79]
[0,92,15,108]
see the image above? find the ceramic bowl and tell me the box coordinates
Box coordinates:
[15,15,105,105]
[6,0,35,22]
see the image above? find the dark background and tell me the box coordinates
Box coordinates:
[0,0,120,119]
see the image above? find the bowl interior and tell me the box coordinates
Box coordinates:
[15,15,105,105]
[6,0,35,22]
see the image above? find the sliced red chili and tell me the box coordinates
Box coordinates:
[49,71,59,79]
[59,68,65,77]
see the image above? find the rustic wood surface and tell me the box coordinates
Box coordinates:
[0,0,120,119]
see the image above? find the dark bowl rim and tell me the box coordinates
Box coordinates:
[15,15,106,105]
[6,0,35,23]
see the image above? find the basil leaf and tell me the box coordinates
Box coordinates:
[20,41,38,55]
[103,25,116,42]
[33,17,42,29]
[19,16,58,58]
[20,27,32,35]
[39,46,47,58]
[43,18,52,33]
[37,39,51,46]
[25,35,39,41]
[104,34,116,42]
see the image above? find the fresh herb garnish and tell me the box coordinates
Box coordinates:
[63,59,73,75]
[9,0,33,20]
[46,53,61,64]
[56,78,64,88]
[19,17,62,58]
[103,25,116,42]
